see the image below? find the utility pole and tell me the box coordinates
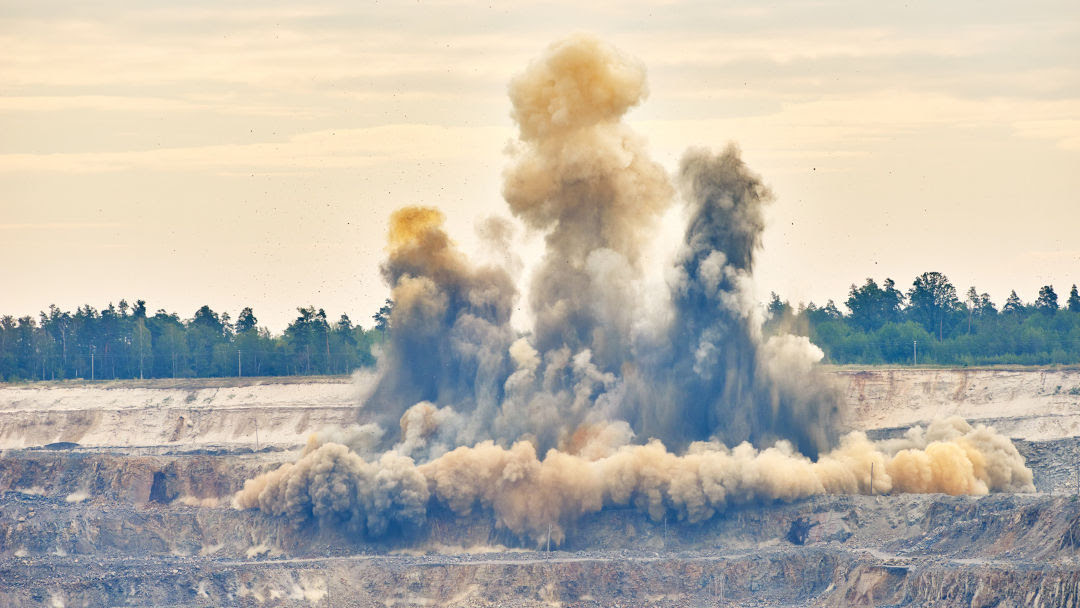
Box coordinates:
[546,524,551,552]
[913,339,918,366]
[90,346,95,381]
[237,350,242,377]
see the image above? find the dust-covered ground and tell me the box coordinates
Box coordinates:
[2,368,1079,607]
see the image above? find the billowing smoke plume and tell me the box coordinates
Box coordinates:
[236,34,1035,543]
[503,33,673,369]
[619,147,840,456]
[234,442,428,537]
[363,206,517,448]
[354,34,840,456]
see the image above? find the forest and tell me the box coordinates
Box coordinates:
[767,273,1080,366]
[0,299,390,381]
[2,273,1079,381]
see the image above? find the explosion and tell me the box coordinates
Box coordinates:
[235,34,1034,546]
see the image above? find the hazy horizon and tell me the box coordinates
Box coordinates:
[3,1,1078,333]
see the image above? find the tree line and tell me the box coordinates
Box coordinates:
[0,299,393,382]
[766,273,1080,366]
[3,273,1079,381]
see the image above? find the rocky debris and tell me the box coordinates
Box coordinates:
[2,488,1080,606]
[1,546,1077,607]
[1016,436,1080,495]
[0,449,286,506]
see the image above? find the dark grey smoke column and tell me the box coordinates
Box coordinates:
[648,145,839,457]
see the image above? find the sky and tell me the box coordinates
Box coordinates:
[2,0,1078,333]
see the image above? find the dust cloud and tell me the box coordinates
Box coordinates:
[235,34,1035,545]
[236,415,1032,544]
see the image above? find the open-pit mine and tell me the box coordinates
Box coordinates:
[2,368,1079,607]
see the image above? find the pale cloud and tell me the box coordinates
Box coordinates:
[1011,119,1080,150]
[0,223,125,230]
[0,124,511,174]
[640,93,1080,162]
[0,95,326,118]
[1,16,526,90]
[633,25,1012,66]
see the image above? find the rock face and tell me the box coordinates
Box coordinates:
[0,377,359,450]
[3,368,1077,451]
[2,369,1080,607]
[836,367,1080,440]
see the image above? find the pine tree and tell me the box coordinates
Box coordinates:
[1003,290,1024,315]
[1034,285,1058,313]
[236,307,258,334]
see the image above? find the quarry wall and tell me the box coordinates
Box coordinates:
[2,367,1077,451]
